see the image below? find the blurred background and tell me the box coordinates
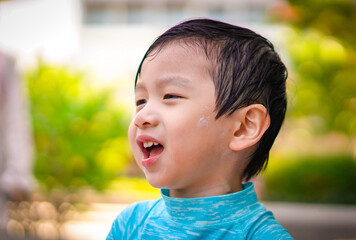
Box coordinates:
[0,0,355,239]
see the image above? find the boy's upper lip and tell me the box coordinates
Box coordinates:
[136,134,163,147]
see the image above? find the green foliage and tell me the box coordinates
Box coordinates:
[264,0,356,205]
[264,155,356,204]
[26,63,131,191]
[270,0,356,136]
[287,0,356,47]
[285,28,356,135]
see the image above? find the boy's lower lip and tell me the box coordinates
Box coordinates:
[142,153,161,167]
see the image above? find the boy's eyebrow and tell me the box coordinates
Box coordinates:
[135,75,192,91]
[135,82,146,92]
[156,75,192,89]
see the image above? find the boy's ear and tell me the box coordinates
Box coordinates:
[229,104,270,151]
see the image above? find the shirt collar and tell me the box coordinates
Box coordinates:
[160,182,258,224]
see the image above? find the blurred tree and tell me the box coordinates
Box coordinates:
[263,1,356,204]
[269,0,356,136]
[26,63,131,191]
[265,155,356,204]
[271,0,356,47]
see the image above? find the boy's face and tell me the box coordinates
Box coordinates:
[128,43,237,195]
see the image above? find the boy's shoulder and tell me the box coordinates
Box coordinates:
[107,199,162,239]
[242,206,293,240]
[117,198,162,222]
[106,198,163,240]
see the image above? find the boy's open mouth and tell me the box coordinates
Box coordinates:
[139,141,164,159]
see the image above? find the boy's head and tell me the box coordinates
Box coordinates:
[129,19,287,196]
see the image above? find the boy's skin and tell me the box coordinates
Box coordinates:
[128,42,270,198]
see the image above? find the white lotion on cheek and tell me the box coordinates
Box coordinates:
[197,115,210,128]
[197,106,211,128]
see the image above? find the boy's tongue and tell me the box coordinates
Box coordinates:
[149,145,164,158]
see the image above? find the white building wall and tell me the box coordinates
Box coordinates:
[0,0,284,90]
[0,0,81,67]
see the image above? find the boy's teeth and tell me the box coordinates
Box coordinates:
[144,141,154,148]
[143,141,160,148]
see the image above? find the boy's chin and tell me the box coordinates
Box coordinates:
[147,180,164,189]
[145,175,169,190]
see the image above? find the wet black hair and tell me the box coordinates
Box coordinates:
[135,18,287,181]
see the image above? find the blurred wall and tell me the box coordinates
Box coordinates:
[0,0,282,82]
[0,0,81,66]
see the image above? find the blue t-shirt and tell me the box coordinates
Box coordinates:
[107,182,293,239]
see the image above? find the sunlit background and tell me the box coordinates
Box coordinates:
[0,0,355,239]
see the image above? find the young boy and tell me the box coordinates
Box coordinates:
[107,19,293,239]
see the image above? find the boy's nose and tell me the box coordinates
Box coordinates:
[133,105,159,128]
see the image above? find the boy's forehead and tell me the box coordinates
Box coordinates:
[147,40,206,61]
[135,43,217,96]
[139,41,214,80]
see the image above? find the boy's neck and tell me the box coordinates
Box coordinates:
[169,181,243,198]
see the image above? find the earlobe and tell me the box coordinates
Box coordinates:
[229,104,270,151]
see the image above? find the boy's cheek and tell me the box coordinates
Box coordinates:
[128,122,137,149]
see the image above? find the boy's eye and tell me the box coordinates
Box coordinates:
[163,94,182,100]
[136,99,146,106]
